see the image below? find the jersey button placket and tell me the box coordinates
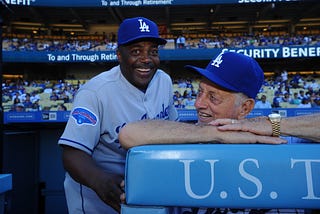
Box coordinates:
[143,95,150,118]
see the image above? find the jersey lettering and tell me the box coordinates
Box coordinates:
[115,104,170,136]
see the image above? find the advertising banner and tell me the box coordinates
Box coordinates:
[4,0,302,7]
[3,45,320,63]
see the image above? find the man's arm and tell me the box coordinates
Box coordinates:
[118,120,286,149]
[61,145,123,212]
[212,113,320,142]
[281,113,320,141]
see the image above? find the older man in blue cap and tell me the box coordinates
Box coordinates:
[58,17,179,214]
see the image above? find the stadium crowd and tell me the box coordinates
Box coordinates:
[172,71,320,110]
[2,70,320,112]
[2,32,320,112]
[2,33,320,51]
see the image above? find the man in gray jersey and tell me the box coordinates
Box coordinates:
[58,17,179,213]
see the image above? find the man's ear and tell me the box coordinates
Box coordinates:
[239,98,255,117]
[116,49,122,62]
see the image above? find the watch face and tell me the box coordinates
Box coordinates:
[269,113,281,121]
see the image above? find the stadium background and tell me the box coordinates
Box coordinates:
[1,0,320,213]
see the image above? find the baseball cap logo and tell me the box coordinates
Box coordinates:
[211,50,227,68]
[138,19,150,32]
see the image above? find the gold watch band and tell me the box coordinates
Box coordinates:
[271,121,280,137]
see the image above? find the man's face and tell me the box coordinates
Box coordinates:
[117,41,160,91]
[194,78,244,124]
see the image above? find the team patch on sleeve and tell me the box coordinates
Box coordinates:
[71,107,98,126]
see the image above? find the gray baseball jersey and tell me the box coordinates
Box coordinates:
[58,65,179,213]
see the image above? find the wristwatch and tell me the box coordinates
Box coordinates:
[268,113,281,137]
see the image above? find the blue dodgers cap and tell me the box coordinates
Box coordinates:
[185,51,264,98]
[117,17,167,46]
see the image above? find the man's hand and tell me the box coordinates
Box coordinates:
[92,173,124,213]
[62,146,124,213]
[120,180,126,204]
[210,116,273,136]
[214,129,287,144]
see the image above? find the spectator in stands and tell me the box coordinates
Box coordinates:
[298,89,307,100]
[182,89,189,98]
[59,90,70,103]
[254,94,272,109]
[298,98,312,108]
[43,86,52,94]
[11,91,22,104]
[281,92,292,103]
[283,85,291,96]
[30,91,41,104]
[176,34,186,49]
[58,17,178,214]
[31,99,42,111]
[185,79,193,88]
[49,91,59,101]
[290,73,303,88]
[313,98,320,108]
[178,79,187,88]
[22,93,33,108]
[188,87,198,98]
[184,95,195,108]
[272,91,282,108]
[57,104,67,111]
[281,69,288,85]
[14,103,25,112]
[309,79,319,90]
[12,96,21,106]
[290,92,301,105]
[174,99,185,109]
[173,90,182,102]
[42,106,51,111]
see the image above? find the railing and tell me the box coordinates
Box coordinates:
[3,108,320,124]
[121,143,320,213]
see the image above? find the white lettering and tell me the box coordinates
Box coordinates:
[121,0,142,6]
[101,0,108,6]
[238,159,262,199]
[5,0,31,5]
[271,48,280,58]
[110,0,120,6]
[100,53,118,61]
[226,48,280,58]
[283,47,291,57]
[282,47,320,58]
[291,159,320,200]
[71,53,99,62]
[57,54,70,61]
[180,159,219,199]
[47,54,56,61]
[143,0,173,5]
